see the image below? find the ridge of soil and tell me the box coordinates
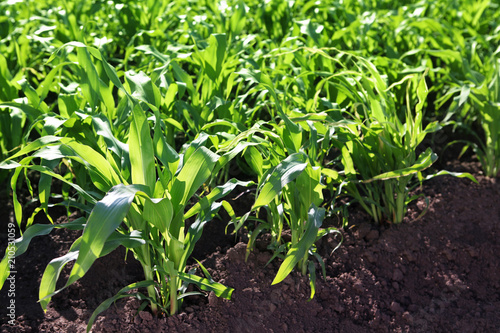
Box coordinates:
[1,160,499,333]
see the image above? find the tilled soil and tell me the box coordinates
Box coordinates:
[0,161,499,333]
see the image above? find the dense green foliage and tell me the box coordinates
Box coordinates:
[0,0,496,329]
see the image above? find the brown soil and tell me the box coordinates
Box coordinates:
[1,160,499,333]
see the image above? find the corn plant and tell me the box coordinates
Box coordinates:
[0,67,25,184]
[439,56,500,178]
[228,68,342,298]
[332,58,477,224]
[468,57,500,178]
[0,113,251,329]
[239,150,340,299]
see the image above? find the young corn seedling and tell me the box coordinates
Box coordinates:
[0,109,249,330]
[439,56,500,178]
[242,151,339,299]
[232,69,341,298]
[336,58,476,224]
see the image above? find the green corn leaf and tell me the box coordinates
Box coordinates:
[229,1,247,37]
[136,45,171,64]
[143,197,173,239]
[167,237,186,271]
[213,141,260,176]
[0,135,61,163]
[341,143,357,176]
[153,112,179,165]
[422,170,478,184]
[183,132,211,163]
[0,218,86,290]
[49,43,111,112]
[244,146,264,177]
[0,102,43,122]
[100,56,134,102]
[49,42,136,106]
[321,168,341,182]
[364,148,437,182]
[62,138,123,189]
[237,68,302,152]
[0,108,24,160]
[39,230,146,311]
[38,159,58,224]
[92,115,129,161]
[18,79,48,113]
[414,70,428,119]
[308,260,316,300]
[42,139,123,192]
[35,61,75,103]
[178,271,233,300]
[245,222,269,262]
[76,47,101,110]
[171,61,197,102]
[163,82,178,110]
[296,165,324,209]
[221,200,237,225]
[125,70,161,111]
[39,239,81,310]
[202,34,227,82]
[65,184,149,287]
[184,178,254,219]
[129,105,156,194]
[253,153,308,209]
[7,163,98,228]
[181,201,223,269]
[272,205,325,285]
[275,108,302,154]
[194,259,214,281]
[170,147,220,213]
[153,110,179,185]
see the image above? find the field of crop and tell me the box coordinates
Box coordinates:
[0,0,499,332]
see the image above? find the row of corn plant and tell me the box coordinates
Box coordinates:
[3,0,499,177]
[0,0,496,330]
[0,43,259,331]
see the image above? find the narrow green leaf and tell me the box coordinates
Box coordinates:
[0,102,43,122]
[39,240,81,310]
[0,136,61,163]
[178,272,233,300]
[143,197,173,238]
[308,260,316,300]
[296,165,324,209]
[66,184,148,286]
[272,205,325,285]
[125,71,161,111]
[170,147,219,212]
[184,179,253,219]
[253,153,308,209]
[244,146,264,177]
[40,230,146,310]
[0,218,86,290]
[129,105,156,194]
[364,148,437,182]
[181,201,223,269]
[422,170,478,184]
[202,34,227,81]
[153,110,180,182]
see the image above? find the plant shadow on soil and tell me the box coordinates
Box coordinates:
[1,158,499,333]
